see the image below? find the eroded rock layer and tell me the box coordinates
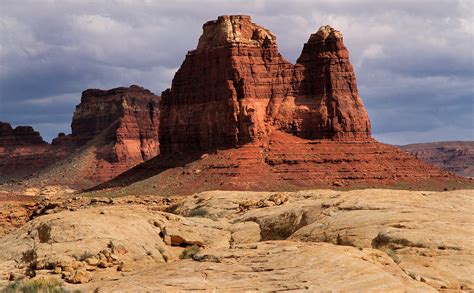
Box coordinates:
[400,141,474,178]
[290,25,371,140]
[1,86,160,186]
[160,15,371,154]
[141,15,467,192]
[39,85,160,185]
[0,123,66,179]
[99,131,470,196]
[0,122,46,147]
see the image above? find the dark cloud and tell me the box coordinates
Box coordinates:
[0,0,472,144]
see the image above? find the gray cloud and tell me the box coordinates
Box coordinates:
[0,0,472,144]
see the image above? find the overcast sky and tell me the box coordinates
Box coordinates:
[0,0,472,144]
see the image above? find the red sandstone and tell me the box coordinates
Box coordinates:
[95,15,468,194]
[0,85,160,185]
[160,16,371,154]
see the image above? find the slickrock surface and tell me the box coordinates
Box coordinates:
[1,188,472,291]
[167,188,474,291]
[0,123,68,180]
[400,141,474,178]
[160,15,370,154]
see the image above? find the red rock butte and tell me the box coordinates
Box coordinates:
[98,15,467,195]
[0,122,59,179]
[160,15,370,154]
[0,86,160,186]
[62,85,161,183]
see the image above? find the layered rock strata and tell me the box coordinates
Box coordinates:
[160,15,371,154]
[121,15,466,193]
[0,122,46,146]
[0,85,160,185]
[400,141,474,177]
[101,131,461,196]
[0,123,64,179]
[38,85,161,185]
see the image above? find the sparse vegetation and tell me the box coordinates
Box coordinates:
[2,277,79,293]
[20,247,38,277]
[179,245,200,260]
[371,233,401,264]
[157,247,169,262]
[165,204,180,214]
[107,240,115,251]
[378,247,401,264]
[76,251,94,262]
[21,249,37,264]
[37,224,52,243]
[187,208,208,217]
[107,240,127,254]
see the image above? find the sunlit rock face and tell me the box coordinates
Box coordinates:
[159,15,371,154]
[68,85,160,181]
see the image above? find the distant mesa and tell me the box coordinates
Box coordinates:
[0,122,62,180]
[0,122,46,146]
[400,141,474,178]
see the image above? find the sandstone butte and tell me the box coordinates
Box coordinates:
[98,15,470,195]
[0,122,69,179]
[0,85,160,186]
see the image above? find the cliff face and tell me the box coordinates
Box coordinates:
[160,15,289,153]
[0,85,160,186]
[287,26,371,140]
[160,15,371,154]
[400,141,474,178]
[109,15,464,194]
[0,122,65,179]
[71,85,160,162]
[0,122,46,147]
[49,85,161,184]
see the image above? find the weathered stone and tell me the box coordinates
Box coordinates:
[8,85,161,188]
[65,269,92,284]
[113,14,465,195]
[230,222,261,244]
[163,226,204,247]
[159,16,370,155]
[85,257,99,266]
[66,85,160,183]
[0,122,68,179]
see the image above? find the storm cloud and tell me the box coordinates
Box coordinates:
[0,0,472,144]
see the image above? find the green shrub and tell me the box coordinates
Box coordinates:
[187,208,208,218]
[378,247,401,264]
[165,204,179,214]
[179,245,200,260]
[2,277,78,293]
[76,251,94,262]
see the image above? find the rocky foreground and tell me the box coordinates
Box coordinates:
[0,188,472,292]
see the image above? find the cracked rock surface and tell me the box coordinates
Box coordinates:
[0,188,472,291]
